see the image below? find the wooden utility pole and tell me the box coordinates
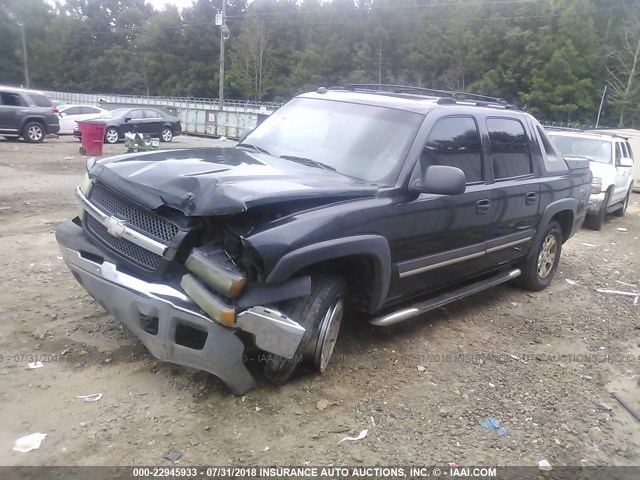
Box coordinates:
[218,0,227,111]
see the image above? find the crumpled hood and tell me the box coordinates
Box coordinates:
[90,148,378,215]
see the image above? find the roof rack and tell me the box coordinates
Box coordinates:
[330,84,521,110]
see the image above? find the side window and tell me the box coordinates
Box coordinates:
[79,107,95,115]
[128,109,144,120]
[423,116,483,183]
[29,94,52,107]
[63,107,81,115]
[487,118,532,179]
[626,142,635,160]
[0,92,26,107]
[144,109,161,118]
[615,143,623,164]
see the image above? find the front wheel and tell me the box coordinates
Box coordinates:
[104,127,119,144]
[160,127,173,142]
[612,188,632,217]
[264,274,347,385]
[515,220,562,291]
[584,191,609,231]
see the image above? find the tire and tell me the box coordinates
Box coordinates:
[612,188,632,217]
[22,122,45,143]
[79,147,87,155]
[584,190,609,231]
[515,220,563,291]
[264,274,347,385]
[104,127,119,144]
[160,127,173,142]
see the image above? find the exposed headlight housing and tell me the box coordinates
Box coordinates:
[591,177,602,194]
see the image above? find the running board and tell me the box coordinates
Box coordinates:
[370,268,521,327]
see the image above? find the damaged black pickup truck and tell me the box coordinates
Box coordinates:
[56,85,591,395]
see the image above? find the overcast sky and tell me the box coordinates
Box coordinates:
[146,0,197,11]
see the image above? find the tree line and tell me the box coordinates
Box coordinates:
[1,0,639,126]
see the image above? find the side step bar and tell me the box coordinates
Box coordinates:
[370,268,521,327]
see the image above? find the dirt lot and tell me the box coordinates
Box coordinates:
[1,136,639,467]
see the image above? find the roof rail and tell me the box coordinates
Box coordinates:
[331,84,521,110]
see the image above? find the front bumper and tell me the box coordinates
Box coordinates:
[587,192,606,214]
[55,219,305,395]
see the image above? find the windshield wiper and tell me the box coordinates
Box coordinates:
[236,143,271,155]
[280,155,336,171]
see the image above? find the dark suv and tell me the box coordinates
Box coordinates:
[0,86,60,142]
[55,85,591,395]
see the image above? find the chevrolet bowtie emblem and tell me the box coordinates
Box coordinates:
[104,216,126,238]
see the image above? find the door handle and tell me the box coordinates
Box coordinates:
[525,192,537,205]
[476,199,491,214]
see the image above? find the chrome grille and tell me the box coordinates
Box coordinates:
[89,183,179,244]
[85,215,161,270]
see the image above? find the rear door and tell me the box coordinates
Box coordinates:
[613,142,629,202]
[388,115,497,300]
[143,109,164,136]
[483,116,540,265]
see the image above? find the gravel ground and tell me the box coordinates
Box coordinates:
[0,136,639,467]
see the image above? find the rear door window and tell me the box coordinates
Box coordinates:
[487,118,532,179]
[62,107,82,115]
[29,94,53,107]
[615,143,623,164]
[423,116,483,184]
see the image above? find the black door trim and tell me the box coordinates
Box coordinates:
[396,228,534,278]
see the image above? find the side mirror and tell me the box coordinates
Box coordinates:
[124,117,131,123]
[59,112,67,118]
[238,127,254,143]
[410,165,466,195]
[619,157,634,167]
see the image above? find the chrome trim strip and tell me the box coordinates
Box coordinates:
[59,244,208,320]
[399,251,485,278]
[486,236,531,254]
[75,187,167,256]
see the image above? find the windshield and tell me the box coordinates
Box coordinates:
[549,135,612,164]
[241,97,422,184]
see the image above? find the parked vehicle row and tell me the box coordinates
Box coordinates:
[73,107,181,144]
[547,130,635,231]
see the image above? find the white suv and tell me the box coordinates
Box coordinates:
[548,130,634,231]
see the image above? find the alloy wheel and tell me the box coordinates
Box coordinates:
[537,233,557,279]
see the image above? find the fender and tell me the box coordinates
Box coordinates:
[528,198,577,257]
[19,114,47,131]
[265,235,391,313]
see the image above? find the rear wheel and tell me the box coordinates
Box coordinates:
[264,274,347,385]
[22,122,44,143]
[104,127,119,144]
[612,188,632,217]
[515,220,562,291]
[160,127,173,142]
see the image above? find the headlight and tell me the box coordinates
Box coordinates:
[591,177,602,194]
[79,171,91,195]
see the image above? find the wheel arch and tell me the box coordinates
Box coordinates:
[20,116,46,132]
[530,199,577,255]
[265,235,392,314]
